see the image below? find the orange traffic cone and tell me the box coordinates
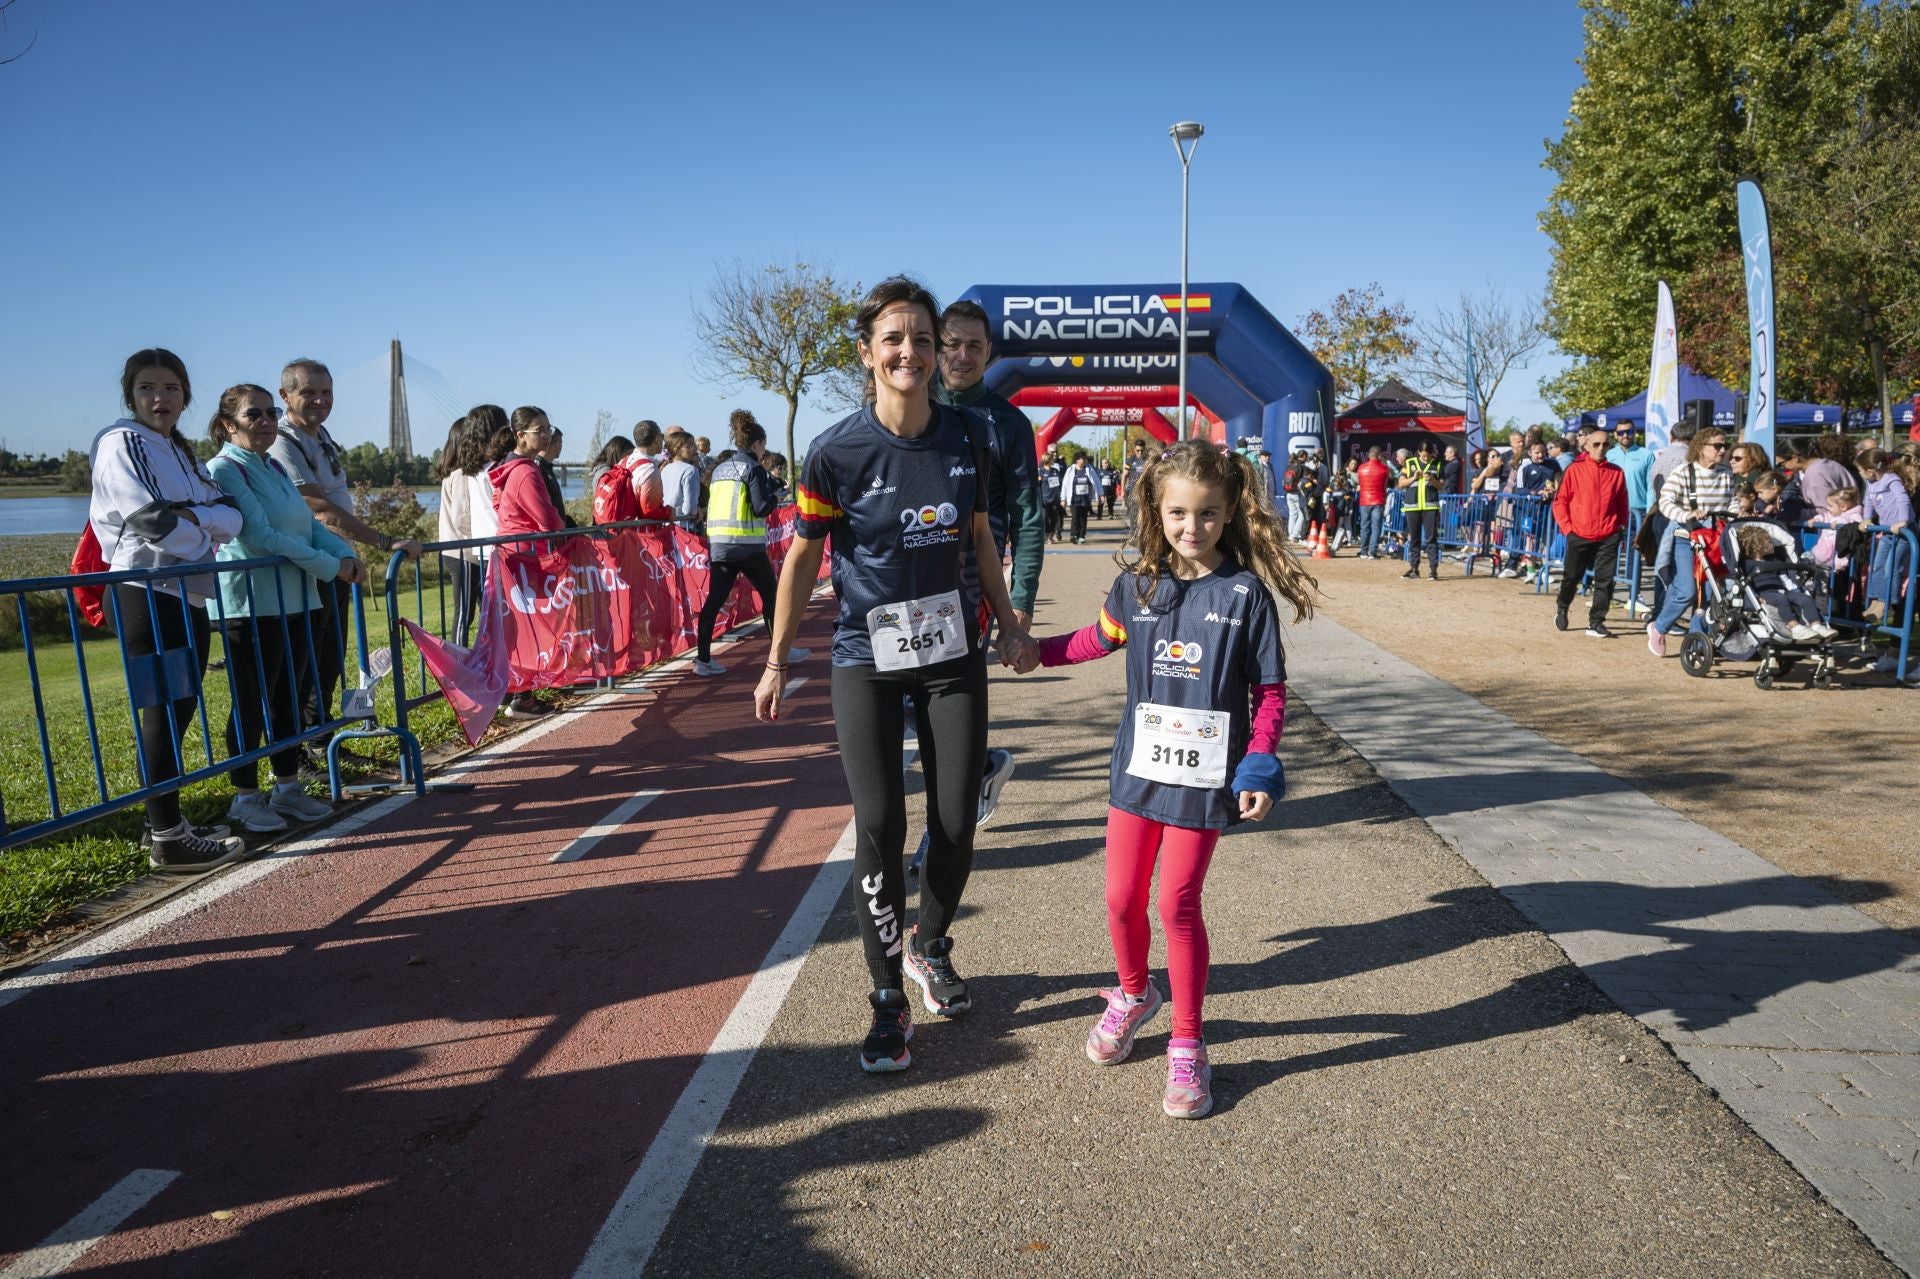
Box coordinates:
[1311,522,1332,559]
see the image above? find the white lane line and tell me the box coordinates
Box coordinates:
[783,676,810,694]
[0,1168,179,1278]
[573,745,917,1279]
[549,790,665,864]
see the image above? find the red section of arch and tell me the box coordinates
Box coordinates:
[1019,388,1209,456]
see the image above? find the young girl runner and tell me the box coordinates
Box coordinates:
[1030,441,1317,1118]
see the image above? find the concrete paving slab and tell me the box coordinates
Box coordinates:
[1289,611,1920,1272]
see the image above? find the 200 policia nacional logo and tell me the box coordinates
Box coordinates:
[899,502,961,549]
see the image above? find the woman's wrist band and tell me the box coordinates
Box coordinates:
[766,661,787,672]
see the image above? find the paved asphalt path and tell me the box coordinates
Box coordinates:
[0,527,1898,1276]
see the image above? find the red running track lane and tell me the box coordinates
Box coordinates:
[0,624,851,1278]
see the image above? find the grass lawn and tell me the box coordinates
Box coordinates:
[0,584,478,945]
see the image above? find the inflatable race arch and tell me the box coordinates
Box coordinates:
[957,283,1334,456]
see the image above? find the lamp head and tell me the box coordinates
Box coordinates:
[1169,120,1205,142]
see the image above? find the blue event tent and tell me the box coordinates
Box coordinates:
[1777,401,1845,429]
[1575,365,1740,430]
[1844,402,1917,431]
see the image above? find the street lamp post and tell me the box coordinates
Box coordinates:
[1169,120,1204,440]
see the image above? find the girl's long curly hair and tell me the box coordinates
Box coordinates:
[1122,440,1318,623]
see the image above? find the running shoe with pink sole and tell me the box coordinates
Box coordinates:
[1163,1039,1213,1119]
[1085,984,1161,1065]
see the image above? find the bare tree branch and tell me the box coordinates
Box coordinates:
[1408,285,1552,426]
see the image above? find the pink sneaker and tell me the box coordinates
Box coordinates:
[1646,622,1666,657]
[1085,984,1161,1065]
[1163,1039,1213,1119]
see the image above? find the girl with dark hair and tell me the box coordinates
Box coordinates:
[460,405,506,572]
[488,407,566,539]
[207,384,357,834]
[436,417,484,645]
[754,277,1037,1073]
[692,410,810,677]
[88,349,248,872]
[1023,440,1314,1118]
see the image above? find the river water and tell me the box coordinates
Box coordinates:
[0,479,585,538]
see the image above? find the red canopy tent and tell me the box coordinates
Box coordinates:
[1335,379,1468,475]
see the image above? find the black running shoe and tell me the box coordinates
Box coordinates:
[148,827,248,875]
[904,927,971,1016]
[1401,568,1419,580]
[1586,622,1614,639]
[1555,608,1569,631]
[860,988,914,1073]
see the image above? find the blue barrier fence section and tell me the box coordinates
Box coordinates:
[2,555,370,851]
[1821,524,1918,681]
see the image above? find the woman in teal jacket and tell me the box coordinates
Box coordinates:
[206,384,363,834]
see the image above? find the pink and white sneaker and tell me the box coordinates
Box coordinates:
[1163,1039,1213,1119]
[1085,984,1161,1065]
[1646,622,1666,657]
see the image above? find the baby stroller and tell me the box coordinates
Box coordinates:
[1677,518,1838,690]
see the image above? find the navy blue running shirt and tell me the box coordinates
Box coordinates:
[796,405,988,666]
[1089,560,1285,829]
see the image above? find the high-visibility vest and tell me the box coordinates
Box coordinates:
[1402,458,1443,511]
[706,458,765,544]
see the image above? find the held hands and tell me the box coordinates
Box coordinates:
[996,623,1040,674]
[1236,790,1274,821]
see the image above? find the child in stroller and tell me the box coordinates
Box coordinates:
[1677,518,1838,689]
[1733,523,1840,644]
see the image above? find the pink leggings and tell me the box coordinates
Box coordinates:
[1105,807,1220,1040]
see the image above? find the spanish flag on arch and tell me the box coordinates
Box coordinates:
[1158,294,1211,312]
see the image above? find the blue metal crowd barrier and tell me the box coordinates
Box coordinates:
[1820,523,1918,681]
[2,554,372,851]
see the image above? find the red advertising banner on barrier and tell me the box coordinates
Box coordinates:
[408,510,828,741]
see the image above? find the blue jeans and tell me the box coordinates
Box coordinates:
[1359,504,1385,555]
[1650,537,1696,633]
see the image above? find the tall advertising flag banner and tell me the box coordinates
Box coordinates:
[1646,281,1680,451]
[1737,179,1776,459]
[1463,316,1485,455]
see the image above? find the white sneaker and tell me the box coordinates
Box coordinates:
[1788,622,1819,642]
[785,647,811,664]
[692,658,726,677]
[269,784,333,824]
[1646,622,1666,657]
[1497,567,1518,579]
[227,791,289,834]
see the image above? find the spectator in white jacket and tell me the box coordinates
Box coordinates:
[87,349,248,874]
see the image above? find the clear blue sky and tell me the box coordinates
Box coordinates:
[0,0,1584,460]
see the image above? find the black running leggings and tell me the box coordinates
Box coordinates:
[222,613,314,791]
[111,583,212,832]
[831,649,988,989]
[697,551,778,663]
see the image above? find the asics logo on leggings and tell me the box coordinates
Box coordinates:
[862,872,903,957]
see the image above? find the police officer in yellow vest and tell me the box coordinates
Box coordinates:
[1398,441,1445,581]
[692,409,810,677]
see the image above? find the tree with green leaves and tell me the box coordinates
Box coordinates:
[1538,0,1869,417]
[1295,284,1419,410]
[689,260,862,465]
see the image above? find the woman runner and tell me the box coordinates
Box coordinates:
[754,277,1037,1073]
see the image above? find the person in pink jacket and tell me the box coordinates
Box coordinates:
[487,406,568,541]
[486,406,568,717]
